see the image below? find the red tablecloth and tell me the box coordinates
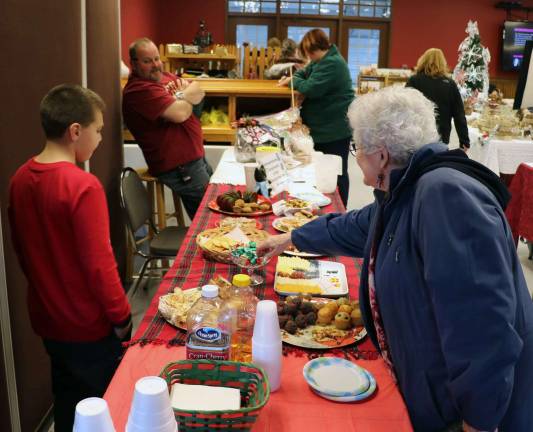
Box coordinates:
[104,345,412,432]
[104,183,413,431]
[506,163,533,243]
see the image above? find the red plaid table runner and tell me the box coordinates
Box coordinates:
[128,183,378,359]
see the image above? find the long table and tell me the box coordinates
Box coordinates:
[467,127,533,175]
[104,183,413,431]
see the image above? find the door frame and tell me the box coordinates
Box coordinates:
[340,20,389,67]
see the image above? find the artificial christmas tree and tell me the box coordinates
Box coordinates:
[453,20,491,107]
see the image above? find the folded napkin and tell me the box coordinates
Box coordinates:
[170,383,241,411]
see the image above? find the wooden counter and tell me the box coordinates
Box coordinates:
[195,78,291,97]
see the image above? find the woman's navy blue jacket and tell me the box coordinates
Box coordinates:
[292,143,533,431]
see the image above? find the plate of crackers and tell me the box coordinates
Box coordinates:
[272,211,318,233]
[278,295,366,349]
[158,287,202,329]
[158,276,232,329]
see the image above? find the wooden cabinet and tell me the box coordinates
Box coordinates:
[122,78,292,144]
[159,44,238,75]
[197,79,292,142]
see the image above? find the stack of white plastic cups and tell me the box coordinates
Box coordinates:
[73,397,116,432]
[126,376,177,432]
[252,300,282,392]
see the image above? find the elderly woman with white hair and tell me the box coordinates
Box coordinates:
[259,86,533,432]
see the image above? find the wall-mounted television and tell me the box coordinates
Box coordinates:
[502,21,533,72]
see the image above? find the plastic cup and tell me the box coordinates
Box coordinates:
[73,397,115,432]
[252,300,281,343]
[314,154,342,193]
[252,339,282,392]
[243,162,258,192]
[126,376,176,432]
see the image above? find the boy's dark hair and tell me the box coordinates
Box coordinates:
[40,84,105,140]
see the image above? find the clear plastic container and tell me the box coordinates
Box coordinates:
[185,285,230,361]
[219,274,259,362]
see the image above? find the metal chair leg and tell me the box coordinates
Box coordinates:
[127,257,151,300]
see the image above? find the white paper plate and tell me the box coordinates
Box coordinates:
[309,369,377,402]
[303,357,370,397]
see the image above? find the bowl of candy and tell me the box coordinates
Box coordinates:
[230,242,272,286]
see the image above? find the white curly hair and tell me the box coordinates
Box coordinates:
[347,86,440,166]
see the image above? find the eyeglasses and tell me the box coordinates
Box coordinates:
[349,140,357,157]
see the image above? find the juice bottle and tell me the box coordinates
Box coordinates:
[219,274,258,362]
[185,285,230,360]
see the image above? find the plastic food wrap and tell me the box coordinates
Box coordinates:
[235,124,281,163]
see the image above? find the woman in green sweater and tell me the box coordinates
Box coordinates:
[279,29,354,206]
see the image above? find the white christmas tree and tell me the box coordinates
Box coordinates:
[453,20,491,104]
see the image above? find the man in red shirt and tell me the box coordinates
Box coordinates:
[123,37,212,218]
[9,84,132,432]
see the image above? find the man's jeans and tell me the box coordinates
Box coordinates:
[157,157,213,219]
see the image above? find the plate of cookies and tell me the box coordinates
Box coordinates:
[277,295,366,349]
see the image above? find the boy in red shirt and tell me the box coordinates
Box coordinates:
[8,84,131,432]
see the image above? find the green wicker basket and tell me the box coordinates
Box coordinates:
[159,360,270,431]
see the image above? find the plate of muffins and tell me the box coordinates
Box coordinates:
[277,295,367,349]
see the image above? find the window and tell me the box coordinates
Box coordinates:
[229,0,390,17]
[236,24,269,47]
[287,26,330,43]
[346,28,380,82]
[229,1,277,13]
[343,0,391,18]
[228,0,391,73]
[280,1,339,16]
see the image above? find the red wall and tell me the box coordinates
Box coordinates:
[390,0,517,78]
[156,0,226,47]
[121,0,520,78]
[120,0,161,63]
[120,0,225,65]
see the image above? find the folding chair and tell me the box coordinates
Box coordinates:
[120,168,187,298]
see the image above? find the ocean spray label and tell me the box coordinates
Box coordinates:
[186,327,230,360]
[195,327,221,342]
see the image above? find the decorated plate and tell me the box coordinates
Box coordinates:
[208,195,272,217]
[303,357,370,396]
[281,297,366,350]
[282,324,366,349]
